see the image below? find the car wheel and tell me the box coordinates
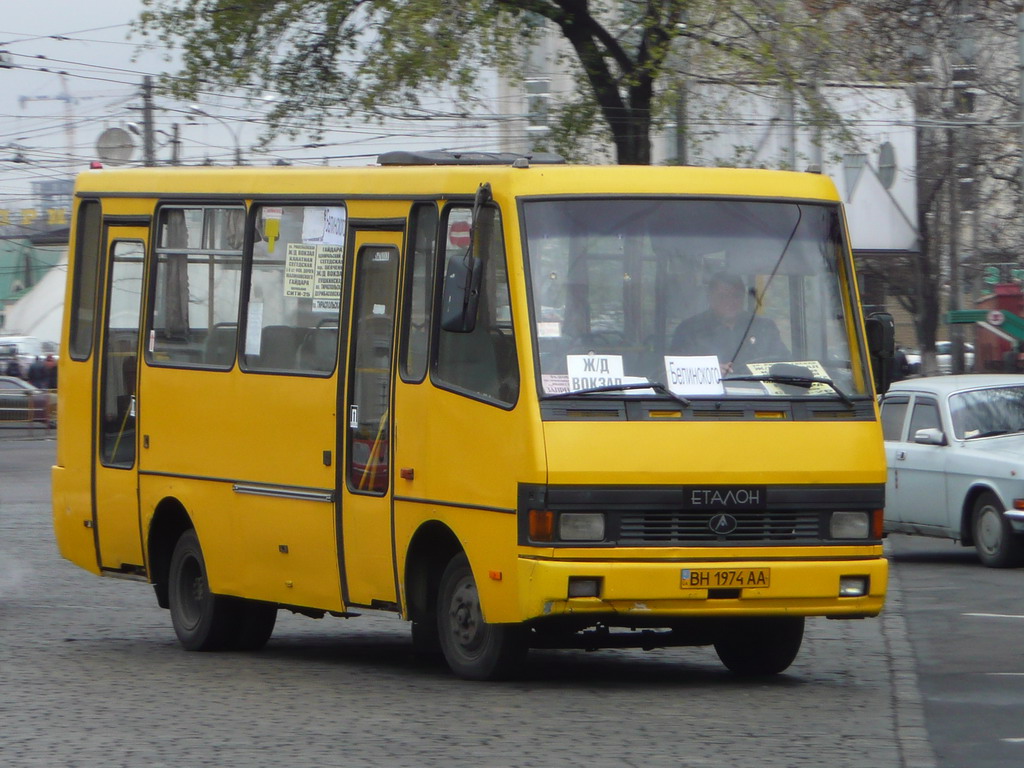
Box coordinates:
[972,492,1024,568]
[437,552,527,680]
[713,617,805,676]
[167,529,237,650]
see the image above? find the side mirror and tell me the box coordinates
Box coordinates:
[913,427,946,446]
[440,183,492,334]
[865,312,895,395]
[440,254,483,332]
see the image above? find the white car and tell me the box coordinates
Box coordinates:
[900,342,973,376]
[935,341,974,374]
[880,375,1024,567]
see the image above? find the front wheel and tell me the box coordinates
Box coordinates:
[713,617,805,676]
[972,492,1024,568]
[167,529,237,651]
[437,553,526,680]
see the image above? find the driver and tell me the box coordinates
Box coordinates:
[671,272,789,374]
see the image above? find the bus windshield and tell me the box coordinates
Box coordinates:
[522,197,869,401]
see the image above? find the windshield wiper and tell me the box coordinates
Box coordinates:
[723,373,855,408]
[543,380,691,406]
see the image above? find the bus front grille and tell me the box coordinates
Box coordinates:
[617,510,822,544]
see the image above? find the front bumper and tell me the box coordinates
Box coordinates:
[517,554,888,622]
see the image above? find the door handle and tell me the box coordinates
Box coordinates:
[896,450,906,461]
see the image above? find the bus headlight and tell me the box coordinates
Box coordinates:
[830,511,869,539]
[559,512,606,542]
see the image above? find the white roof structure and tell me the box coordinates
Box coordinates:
[2,251,66,346]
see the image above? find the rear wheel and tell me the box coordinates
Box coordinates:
[228,599,277,650]
[713,617,804,676]
[437,553,526,680]
[167,530,237,651]
[972,492,1024,568]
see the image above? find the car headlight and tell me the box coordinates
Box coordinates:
[830,511,869,539]
[558,512,606,542]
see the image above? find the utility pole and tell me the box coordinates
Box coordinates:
[170,124,181,166]
[142,76,156,166]
[19,73,77,165]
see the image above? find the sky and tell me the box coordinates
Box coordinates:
[1,1,179,207]
[0,1,506,211]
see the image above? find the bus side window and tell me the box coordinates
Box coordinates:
[434,205,518,405]
[100,241,145,467]
[243,204,345,375]
[69,200,102,361]
[399,203,437,382]
[149,206,245,368]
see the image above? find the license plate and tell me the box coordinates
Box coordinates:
[681,568,771,589]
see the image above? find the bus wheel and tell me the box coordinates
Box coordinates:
[411,619,442,660]
[167,529,236,651]
[228,599,277,651]
[437,553,526,680]
[972,492,1024,568]
[713,617,804,676]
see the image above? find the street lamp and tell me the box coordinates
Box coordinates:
[188,106,244,165]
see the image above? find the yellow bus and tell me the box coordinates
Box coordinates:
[52,151,894,680]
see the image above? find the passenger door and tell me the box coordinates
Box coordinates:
[339,231,402,607]
[887,395,952,534]
[94,227,147,571]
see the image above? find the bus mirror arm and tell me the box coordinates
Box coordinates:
[440,254,483,332]
[865,311,895,395]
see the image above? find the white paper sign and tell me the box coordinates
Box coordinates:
[245,302,264,355]
[302,206,347,245]
[312,244,343,311]
[284,243,316,298]
[664,355,725,396]
[541,374,571,394]
[565,354,625,390]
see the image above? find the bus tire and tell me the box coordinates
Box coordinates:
[228,599,277,651]
[411,619,442,660]
[167,529,237,651]
[437,552,526,680]
[713,616,804,676]
[972,492,1024,568]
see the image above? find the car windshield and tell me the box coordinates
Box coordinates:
[950,386,1024,439]
[522,197,870,400]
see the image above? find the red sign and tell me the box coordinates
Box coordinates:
[449,220,471,248]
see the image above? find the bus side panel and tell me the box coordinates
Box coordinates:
[52,464,99,575]
[392,383,546,624]
[139,474,237,588]
[52,201,103,574]
[139,367,343,611]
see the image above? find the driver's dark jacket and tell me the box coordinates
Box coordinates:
[671,310,789,368]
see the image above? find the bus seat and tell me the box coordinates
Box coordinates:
[258,325,304,369]
[298,327,339,372]
[205,323,238,365]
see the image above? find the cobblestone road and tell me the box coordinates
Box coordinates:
[0,436,934,768]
